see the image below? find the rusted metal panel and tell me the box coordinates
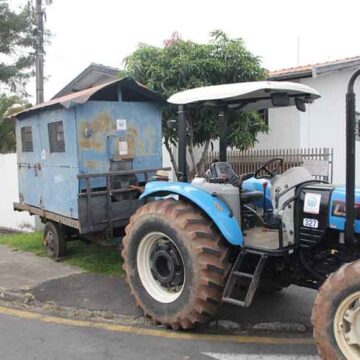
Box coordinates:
[76,99,163,190]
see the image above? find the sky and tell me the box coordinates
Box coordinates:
[12,0,360,102]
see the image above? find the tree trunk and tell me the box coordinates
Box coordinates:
[164,139,178,179]
[195,139,211,176]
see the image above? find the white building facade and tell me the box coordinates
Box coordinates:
[255,57,360,184]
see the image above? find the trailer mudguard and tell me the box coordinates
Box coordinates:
[140,181,244,246]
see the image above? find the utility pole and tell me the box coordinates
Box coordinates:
[35,0,44,104]
[297,36,300,66]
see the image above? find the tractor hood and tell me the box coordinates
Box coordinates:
[168,81,320,112]
[330,186,360,233]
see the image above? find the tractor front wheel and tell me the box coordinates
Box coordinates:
[312,260,360,360]
[122,199,230,329]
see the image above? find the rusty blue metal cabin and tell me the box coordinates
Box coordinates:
[13,78,165,235]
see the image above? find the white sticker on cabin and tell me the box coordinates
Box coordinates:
[54,175,64,183]
[41,149,46,160]
[119,140,128,156]
[304,192,322,214]
[117,119,127,131]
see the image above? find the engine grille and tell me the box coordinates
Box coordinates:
[299,227,325,248]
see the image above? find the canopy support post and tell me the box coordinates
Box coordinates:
[344,68,360,246]
[177,105,187,182]
[219,109,228,162]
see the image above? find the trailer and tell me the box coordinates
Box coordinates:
[13,77,167,256]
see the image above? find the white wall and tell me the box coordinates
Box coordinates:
[255,106,301,149]
[0,153,35,231]
[300,70,360,184]
[255,69,360,184]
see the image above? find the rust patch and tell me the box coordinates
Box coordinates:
[85,160,98,169]
[143,126,157,156]
[79,112,115,151]
[125,134,135,159]
[128,126,137,137]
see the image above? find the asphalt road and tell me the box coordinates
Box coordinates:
[0,312,320,360]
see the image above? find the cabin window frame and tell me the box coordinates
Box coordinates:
[21,125,34,152]
[48,121,65,153]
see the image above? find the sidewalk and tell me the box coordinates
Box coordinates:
[0,244,317,334]
[0,244,82,290]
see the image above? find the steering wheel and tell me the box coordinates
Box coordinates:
[254,157,284,179]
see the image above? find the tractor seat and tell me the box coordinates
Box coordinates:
[240,191,264,204]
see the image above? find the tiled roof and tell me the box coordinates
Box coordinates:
[269,56,360,79]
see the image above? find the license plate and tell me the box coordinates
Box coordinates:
[303,218,319,228]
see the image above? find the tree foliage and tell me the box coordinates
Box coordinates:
[0,95,30,153]
[123,31,268,176]
[0,0,36,94]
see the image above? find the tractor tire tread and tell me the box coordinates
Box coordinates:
[312,260,360,360]
[121,199,231,329]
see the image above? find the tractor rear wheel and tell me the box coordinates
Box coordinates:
[121,199,231,330]
[312,260,360,360]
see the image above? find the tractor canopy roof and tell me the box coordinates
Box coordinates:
[168,81,320,112]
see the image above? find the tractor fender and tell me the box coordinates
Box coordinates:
[140,181,244,246]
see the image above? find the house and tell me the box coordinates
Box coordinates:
[255,56,360,184]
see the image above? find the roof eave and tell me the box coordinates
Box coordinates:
[268,70,312,81]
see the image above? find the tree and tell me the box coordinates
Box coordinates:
[122,30,268,177]
[0,0,36,94]
[0,1,38,153]
[0,95,30,153]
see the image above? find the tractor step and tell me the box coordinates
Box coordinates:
[222,249,268,308]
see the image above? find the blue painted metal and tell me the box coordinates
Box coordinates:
[329,186,360,234]
[15,81,163,221]
[140,181,244,246]
[76,98,162,190]
[242,177,273,210]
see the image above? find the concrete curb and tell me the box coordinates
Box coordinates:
[0,287,312,336]
[0,287,151,327]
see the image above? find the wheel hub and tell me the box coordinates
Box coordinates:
[334,291,360,359]
[136,232,185,304]
[44,230,54,250]
[150,242,184,288]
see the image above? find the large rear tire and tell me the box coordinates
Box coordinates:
[312,260,360,360]
[122,199,231,329]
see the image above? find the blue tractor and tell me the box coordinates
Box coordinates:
[122,74,360,360]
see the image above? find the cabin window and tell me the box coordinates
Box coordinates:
[48,121,65,153]
[21,126,34,152]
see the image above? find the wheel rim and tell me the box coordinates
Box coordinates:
[137,232,185,304]
[44,230,55,254]
[334,290,360,359]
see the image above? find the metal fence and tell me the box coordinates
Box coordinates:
[208,147,334,182]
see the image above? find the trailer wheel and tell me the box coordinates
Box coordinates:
[312,260,360,360]
[43,222,66,259]
[122,199,230,330]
